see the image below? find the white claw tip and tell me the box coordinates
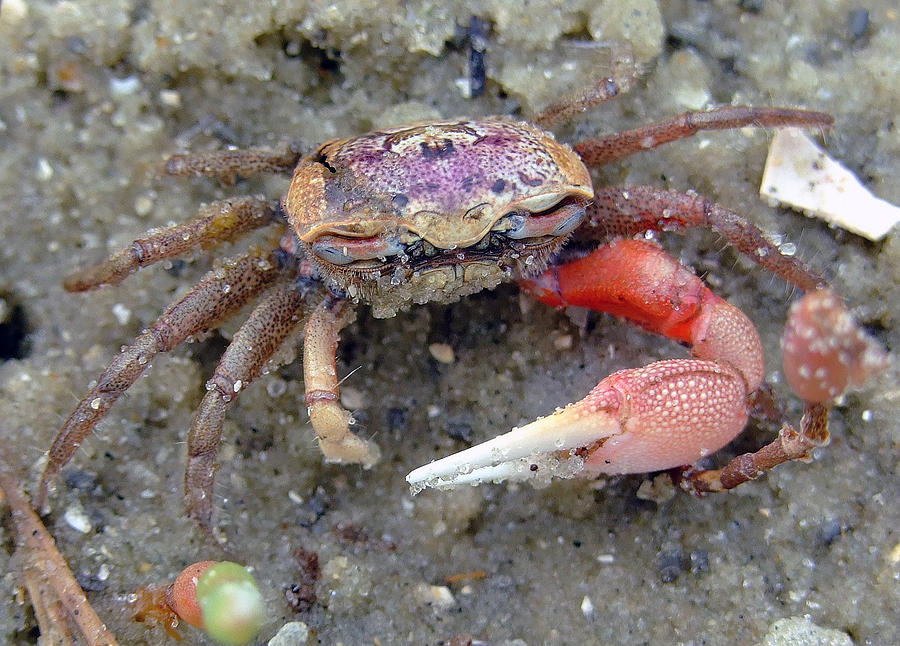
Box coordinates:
[405,408,612,493]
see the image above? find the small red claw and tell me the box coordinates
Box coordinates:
[782,289,888,403]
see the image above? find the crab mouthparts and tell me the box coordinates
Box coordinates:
[405,404,619,493]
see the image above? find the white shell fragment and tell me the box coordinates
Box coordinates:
[760,129,900,241]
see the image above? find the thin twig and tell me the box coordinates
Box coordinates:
[0,445,120,646]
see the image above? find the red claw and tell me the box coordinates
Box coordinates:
[408,239,766,491]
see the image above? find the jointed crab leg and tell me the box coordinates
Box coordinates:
[534,75,629,127]
[573,106,833,166]
[584,186,825,290]
[38,249,283,510]
[303,295,381,466]
[63,197,278,291]
[185,275,308,528]
[684,287,888,492]
[682,402,829,492]
[165,143,303,185]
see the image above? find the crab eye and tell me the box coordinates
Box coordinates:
[496,212,527,236]
[500,199,586,240]
[550,205,585,236]
[311,240,355,265]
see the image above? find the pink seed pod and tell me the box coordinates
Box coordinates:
[782,289,888,403]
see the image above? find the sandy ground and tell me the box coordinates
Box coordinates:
[1,1,897,645]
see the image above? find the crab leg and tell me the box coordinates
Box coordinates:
[583,186,825,290]
[408,238,762,490]
[165,143,303,185]
[303,295,381,466]
[573,106,833,167]
[64,197,277,291]
[185,277,308,528]
[37,250,283,510]
[534,75,629,127]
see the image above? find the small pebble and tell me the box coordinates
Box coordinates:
[159,89,182,107]
[109,75,141,96]
[764,616,853,646]
[134,194,154,216]
[635,473,676,503]
[268,621,310,646]
[414,583,456,609]
[63,469,97,492]
[656,548,684,583]
[340,386,365,409]
[738,0,764,13]
[387,407,408,431]
[690,550,709,574]
[580,595,594,617]
[36,158,54,181]
[112,303,131,325]
[428,342,455,364]
[889,542,900,564]
[552,332,573,350]
[0,0,28,26]
[446,421,473,443]
[64,501,93,534]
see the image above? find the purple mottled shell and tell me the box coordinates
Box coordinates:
[283,119,592,248]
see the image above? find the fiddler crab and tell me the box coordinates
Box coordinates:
[37,75,887,530]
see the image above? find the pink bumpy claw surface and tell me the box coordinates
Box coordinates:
[580,359,750,475]
[782,289,889,403]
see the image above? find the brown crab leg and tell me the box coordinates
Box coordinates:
[164,143,303,185]
[573,106,833,167]
[64,197,278,291]
[185,277,308,528]
[533,46,639,126]
[534,75,630,127]
[37,249,283,511]
[303,295,381,467]
[582,186,826,291]
[681,402,829,492]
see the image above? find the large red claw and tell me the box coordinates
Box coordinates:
[782,289,888,403]
[406,359,750,492]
